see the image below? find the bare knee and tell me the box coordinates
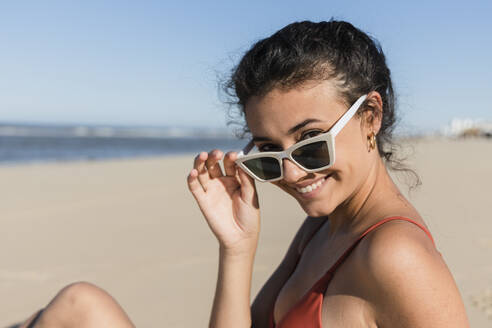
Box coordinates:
[54,281,112,309]
[36,282,134,327]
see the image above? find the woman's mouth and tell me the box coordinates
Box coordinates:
[295,175,331,196]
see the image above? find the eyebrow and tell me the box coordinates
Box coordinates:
[251,118,323,142]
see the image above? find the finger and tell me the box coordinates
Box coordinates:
[237,166,258,207]
[205,149,224,178]
[193,152,210,188]
[187,168,205,199]
[223,151,238,177]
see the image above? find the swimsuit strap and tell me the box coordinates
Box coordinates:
[360,216,435,245]
[325,216,435,276]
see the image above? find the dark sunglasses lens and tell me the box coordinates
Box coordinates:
[243,157,281,180]
[292,141,331,169]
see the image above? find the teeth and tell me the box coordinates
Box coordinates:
[296,179,324,194]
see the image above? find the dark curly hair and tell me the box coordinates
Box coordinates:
[223,20,420,187]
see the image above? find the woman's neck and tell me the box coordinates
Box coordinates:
[327,157,405,238]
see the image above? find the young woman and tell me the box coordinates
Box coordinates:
[187,21,470,327]
[19,20,468,328]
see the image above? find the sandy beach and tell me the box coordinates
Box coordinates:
[1,137,491,327]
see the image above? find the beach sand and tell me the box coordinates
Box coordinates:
[1,138,491,327]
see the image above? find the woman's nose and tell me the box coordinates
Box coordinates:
[282,159,307,183]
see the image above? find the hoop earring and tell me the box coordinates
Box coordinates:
[367,132,377,151]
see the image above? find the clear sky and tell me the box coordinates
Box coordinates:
[0,0,491,133]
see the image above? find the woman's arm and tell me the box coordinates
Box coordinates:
[209,246,257,328]
[187,151,328,327]
[187,150,260,328]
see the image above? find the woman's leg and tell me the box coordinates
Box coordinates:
[19,282,134,328]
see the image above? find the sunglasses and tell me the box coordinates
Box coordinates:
[234,94,367,182]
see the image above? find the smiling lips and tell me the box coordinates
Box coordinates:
[295,176,328,194]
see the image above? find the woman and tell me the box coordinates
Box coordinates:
[19,20,468,328]
[187,21,470,327]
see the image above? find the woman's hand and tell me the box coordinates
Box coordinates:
[187,150,260,255]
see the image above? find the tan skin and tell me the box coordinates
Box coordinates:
[187,80,469,327]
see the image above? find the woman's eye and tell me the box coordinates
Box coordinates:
[301,130,322,140]
[258,144,281,152]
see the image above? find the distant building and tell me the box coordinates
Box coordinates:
[442,118,492,138]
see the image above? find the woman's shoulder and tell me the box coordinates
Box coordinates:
[352,218,469,327]
[359,217,438,258]
[349,216,442,292]
[354,216,441,283]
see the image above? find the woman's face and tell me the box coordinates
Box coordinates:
[244,80,377,217]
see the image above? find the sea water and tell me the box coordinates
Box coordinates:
[0,135,246,165]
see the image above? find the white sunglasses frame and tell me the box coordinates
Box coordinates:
[234,94,368,182]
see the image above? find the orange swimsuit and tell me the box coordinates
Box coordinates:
[269,216,436,328]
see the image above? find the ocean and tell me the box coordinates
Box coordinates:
[0,135,246,165]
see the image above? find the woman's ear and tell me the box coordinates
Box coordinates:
[360,91,383,135]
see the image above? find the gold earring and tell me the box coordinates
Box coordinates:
[368,132,376,151]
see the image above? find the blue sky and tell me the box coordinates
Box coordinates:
[0,0,491,133]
